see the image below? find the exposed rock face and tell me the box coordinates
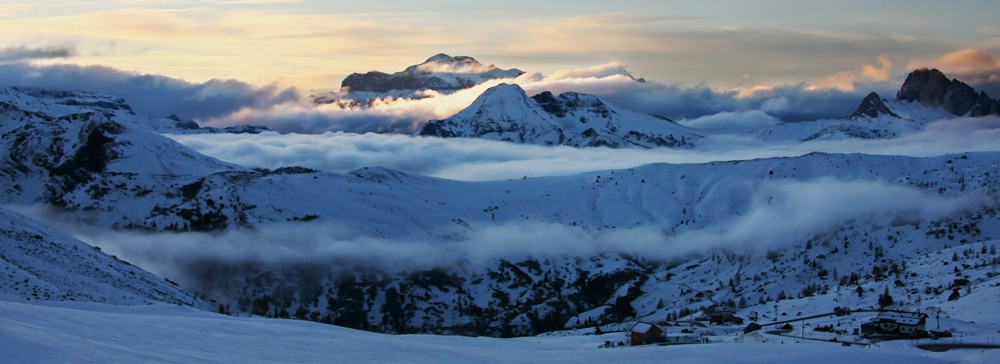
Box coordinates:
[897,68,997,117]
[340,54,524,94]
[163,114,270,134]
[851,92,899,119]
[971,91,1000,117]
[942,81,978,116]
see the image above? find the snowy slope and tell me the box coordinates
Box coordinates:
[1,298,990,364]
[0,87,244,209]
[1,87,269,135]
[3,84,1000,338]
[0,206,206,307]
[418,83,702,148]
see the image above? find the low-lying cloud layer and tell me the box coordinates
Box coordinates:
[203,67,894,134]
[44,178,983,290]
[0,58,901,135]
[169,115,1000,181]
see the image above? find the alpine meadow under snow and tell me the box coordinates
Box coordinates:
[2,47,1000,364]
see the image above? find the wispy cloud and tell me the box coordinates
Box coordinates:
[808,55,894,91]
[0,63,298,119]
[0,44,76,62]
[0,4,971,90]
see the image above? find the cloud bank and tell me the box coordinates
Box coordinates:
[49,178,982,291]
[199,61,895,134]
[2,50,990,136]
[0,63,298,120]
[168,115,1000,181]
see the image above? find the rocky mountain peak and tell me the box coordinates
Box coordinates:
[338,54,524,95]
[531,91,567,117]
[896,68,992,116]
[455,83,536,118]
[419,54,483,68]
[971,91,1000,117]
[424,53,472,63]
[851,92,899,119]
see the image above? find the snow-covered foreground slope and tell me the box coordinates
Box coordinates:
[0,299,987,364]
[0,206,206,307]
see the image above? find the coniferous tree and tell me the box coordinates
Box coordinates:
[878,286,893,308]
[948,289,961,301]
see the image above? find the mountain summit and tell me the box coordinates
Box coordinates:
[417,83,701,148]
[314,54,525,105]
[850,92,899,119]
[896,68,998,117]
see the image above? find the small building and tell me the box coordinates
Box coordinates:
[861,311,928,336]
[709,314,744,325]
[629,322,664,346]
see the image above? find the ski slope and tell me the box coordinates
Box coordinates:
[0,298,988,364]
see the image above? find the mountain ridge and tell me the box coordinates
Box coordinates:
[896,68,999,117]
[417,83,701,148]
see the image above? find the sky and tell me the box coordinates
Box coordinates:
[2,0,999,93]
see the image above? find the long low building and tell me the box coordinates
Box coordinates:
[861,311,928,336]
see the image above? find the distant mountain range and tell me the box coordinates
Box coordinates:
[305,54,1000,150]
[414,67,998,148]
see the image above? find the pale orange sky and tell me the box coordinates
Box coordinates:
[2,0,999,92]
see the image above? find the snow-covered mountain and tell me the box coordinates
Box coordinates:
[3,79,999,338]
[0,205,208,307]
[410,68,996,148]
[744,92,956,142]
[3,87,270,135]
[417,83,702,148]
[746,68,1000,143]
[313,54,524,105]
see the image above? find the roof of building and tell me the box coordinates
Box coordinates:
[876,311,927,326]
[630,322,659,333]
